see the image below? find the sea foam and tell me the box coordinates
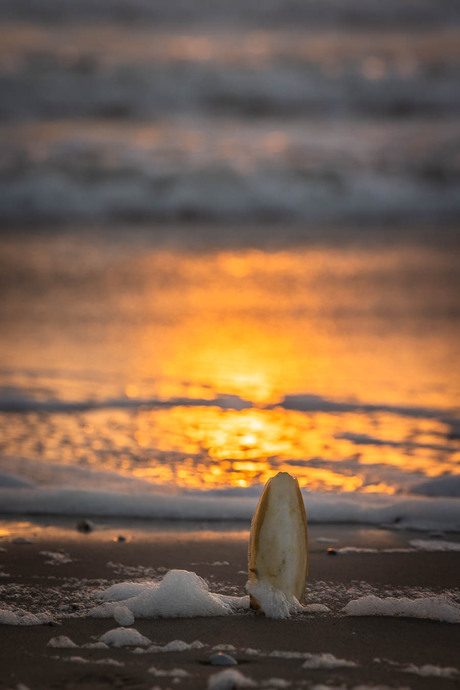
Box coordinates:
[91,569,248,620]
[1,481,460,531]
[343,595,460,623]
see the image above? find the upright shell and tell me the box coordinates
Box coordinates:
[248,472,308,610]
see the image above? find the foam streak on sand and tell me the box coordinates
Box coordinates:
[302,652,357,670]
[401,663,460,679]
[343,595,460,623]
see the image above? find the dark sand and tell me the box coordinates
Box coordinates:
[1,519,460,690]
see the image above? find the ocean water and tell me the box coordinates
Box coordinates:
[1,0,460,224]
[0,231,459,527]
[0,0,459,527]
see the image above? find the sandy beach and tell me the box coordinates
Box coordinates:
[1,519,459,690]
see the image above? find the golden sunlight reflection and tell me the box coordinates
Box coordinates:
[127,408,457,492]
[126,248,460,411]
[1,242,459,496]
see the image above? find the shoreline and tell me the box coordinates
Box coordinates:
[1,487,460,533]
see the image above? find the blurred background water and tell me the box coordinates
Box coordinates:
[1,0,460,224]
[0,0,459,506]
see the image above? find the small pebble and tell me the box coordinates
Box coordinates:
[114,535,126,542]
[76,519,94,533]
[210,653,238,666]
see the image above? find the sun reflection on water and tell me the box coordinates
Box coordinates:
[0,240,459,496]
[2,405,458,494]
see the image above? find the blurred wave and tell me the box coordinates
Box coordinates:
[1,119,459,224]
[0,1,459,225]
[1,27,460,121]
[1,0,460,28]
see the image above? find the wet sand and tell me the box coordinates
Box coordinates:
[1,519,460,689]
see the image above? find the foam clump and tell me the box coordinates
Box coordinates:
[246,580,303,620]
[60,656,124,667]
[113,606,135,626]
[303,603,330,614]
[245,580,329,620]
[40,550,72,565]
[302,652,357,669]
[100,582,147,602]
[47,636,78,648]
[269,650,355,667]
[66,656,88,664]
[99,627,152,647]
[149,666,191,678]
[0,608,52,625]
[343,595,460,623]
[270,651,306,659]
[402,663,459,679]
[148,639,205,652]
[208,668,256,689]
[93,570,246,619]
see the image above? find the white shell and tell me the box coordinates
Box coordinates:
[248,472,308,611]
